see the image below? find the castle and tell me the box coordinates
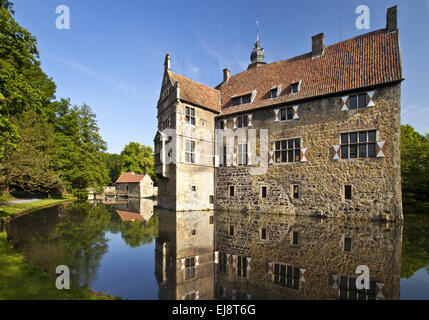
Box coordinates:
[154,6,403,221]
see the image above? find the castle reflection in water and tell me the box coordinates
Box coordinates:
[154,208,402,300]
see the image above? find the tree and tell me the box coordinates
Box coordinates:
[0,7,56,158]
[50,99,109,190]
[103,153,122,184]
[0,110,63,194]
[401,125,429,202]
[120,142,155,182]
[0,0,14,14]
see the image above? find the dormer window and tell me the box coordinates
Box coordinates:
[271,88,278,99]
[291,81,301,94]
[231,94,252,106]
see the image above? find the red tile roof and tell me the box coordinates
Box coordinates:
[169,71,220,112]
[116,172,146,183]
[217,29,402,115]
[116,210,145,222]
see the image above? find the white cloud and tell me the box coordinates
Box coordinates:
[401,104,429,134]
[48,55,138,96]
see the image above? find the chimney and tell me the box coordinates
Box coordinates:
[312,33,325,59]
[223,68,230,83]
[386,5,398,33]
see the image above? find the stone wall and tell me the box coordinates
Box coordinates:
[215,83,402,221]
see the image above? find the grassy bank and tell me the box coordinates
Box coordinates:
[0,196,76,219]
[0,232,115,300]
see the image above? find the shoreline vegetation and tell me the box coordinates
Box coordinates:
[0,197,118,300]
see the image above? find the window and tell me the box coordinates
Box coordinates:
[338,276,376,300]
[237,116,249,128]
[291,82,300,93]
[223,145,227,166]
[345,185,352,200]
[271,88,278,98]
[185,139,195,163]
[185,107,196,125]
[184,292,196,300]
[349,93,367,110]
[344,237,352,252]
[261,228,267,240]
[238,144,248,165]
[341,131,376,159]
[219,120,225,130]
[228,225,235,236]
[293,185,300,199]
[231,94,252,106]
[185,257,196,280]
[292,232,299,245]
[191,185,196,192]
[279,107,294,121]
[261,186,267,198]
[209,215,214,224]
[236,256,248,278]
[273,263,300,290]
[229,186,235,197]
[163,184,167,192]
[218,253,227,273]
[275,139,301,163]
[209,196,214,205]
[191,229,197,236]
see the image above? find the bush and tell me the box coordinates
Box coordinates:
[73,189,88,201]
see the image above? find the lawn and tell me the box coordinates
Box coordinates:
[0,196,75,219]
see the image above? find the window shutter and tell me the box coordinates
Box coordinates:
[232,254,237,268]
[233,153,237,166]
[233,117,237,129]
[274,109,280,122]
[248,114,253,127]
[367,91,375,107]
[269,151,274,164]
[300,268,306,282]
[331,274,339,289]
[376,283,385,299]
[376,141,385,158]
[267,261,273,275]
[293,105,300,119]
[181,258,186,270]
[331,145,340,160]
[214,252,219,264]
[195,255,200,266]
[195,118,199,127]
[341,96,349,111]
[301,148,308,162]
[195,152,200,164]
[247,152,253,165]
[214,155,219,167]
[247,257,252,271]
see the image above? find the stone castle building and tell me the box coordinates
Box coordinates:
[154,6,404,221]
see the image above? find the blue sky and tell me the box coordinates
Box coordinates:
[12,0,429,153]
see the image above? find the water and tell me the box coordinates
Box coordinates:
[4,199,429,300]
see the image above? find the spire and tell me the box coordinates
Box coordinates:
[164,53,171,72]
[248,21,266,70]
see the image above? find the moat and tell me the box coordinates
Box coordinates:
[5,200,429,300]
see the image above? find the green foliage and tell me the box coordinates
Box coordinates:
[120,214,158,247]
[0,7,56,157]
[401,211,429,278]
[50,99,109,190]
[401,125,429,202]
[73,189,89,201]
[120,142,156,182]
[0,110,63,194]
[103,152,122,184]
